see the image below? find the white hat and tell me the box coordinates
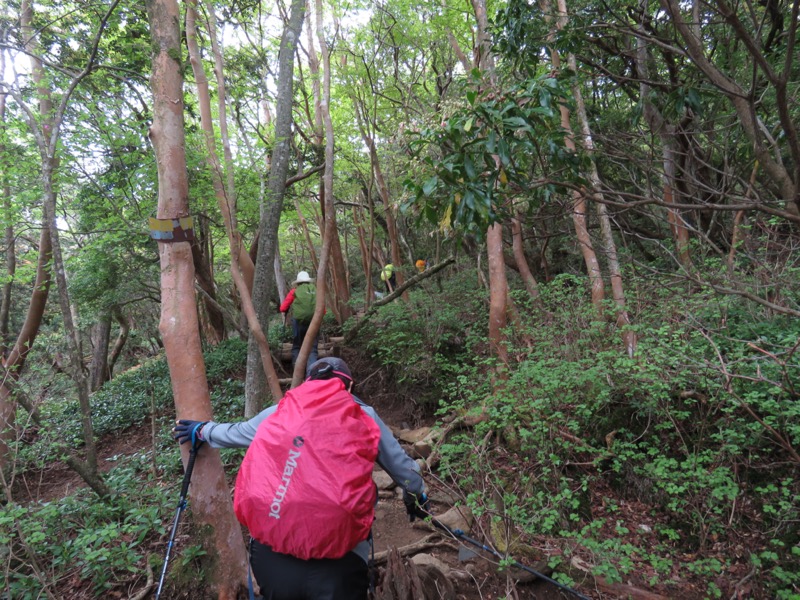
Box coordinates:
[293,270,313,285]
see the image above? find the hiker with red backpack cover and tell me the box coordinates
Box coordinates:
[173,357,430,600]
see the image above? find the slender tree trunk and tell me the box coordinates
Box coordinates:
[305,8,351,321]
[541,0,605,312]
[291,0,336,386]
[0,198,12,356]
[566,31,636,356]
[487,224,509,366]
[187,2,266,352]
[472,0,511,371]
[108,306,129,376]
[353,103,407,302]
[90,313,112,392]
[274,244,289,304]
[354,204,374,305]
[327,216,352,323]
[191,221,225,344]
[0,224,51,473]
[727,161,759,274]
[294,197,320,271]
[511,214,540,301]
[246,0,306,412]
[0,49,13,356]
[635,0,693,269]
[146,0,249,595]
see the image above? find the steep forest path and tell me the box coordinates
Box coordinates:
[343,348,581,600]
[10,342,637,600]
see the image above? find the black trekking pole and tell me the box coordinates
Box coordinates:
[428,516,593,600]
[156,439,202,600]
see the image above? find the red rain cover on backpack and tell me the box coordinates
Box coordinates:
[233,378,381,560]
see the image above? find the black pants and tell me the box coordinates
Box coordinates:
[251,540,368,600]
[291,319,319,367]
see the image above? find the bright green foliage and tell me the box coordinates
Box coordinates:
[1,456,173,597]
[433,275,800,596]
[354,268,487,403]
[3,341,257,597]
[403,73,579,236]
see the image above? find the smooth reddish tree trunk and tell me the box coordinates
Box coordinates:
[146,0,249,595]
[472,0,511,372]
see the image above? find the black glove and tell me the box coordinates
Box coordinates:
[173,420,207,448]
[403,491,431,522]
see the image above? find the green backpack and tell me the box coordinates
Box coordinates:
[292,283,316,322]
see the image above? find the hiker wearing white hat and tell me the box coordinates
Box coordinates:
[280,270,319,367]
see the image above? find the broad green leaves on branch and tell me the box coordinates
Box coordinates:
[402,72,582,236]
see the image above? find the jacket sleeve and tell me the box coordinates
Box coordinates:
[356,398,425,495]
[201,405,278,448]
[279,288,296,313]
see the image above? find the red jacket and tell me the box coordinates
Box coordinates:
[279,288,296,313]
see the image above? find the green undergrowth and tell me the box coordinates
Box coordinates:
[2,447,217,598]
[349,268,488,406]
[4,338,254,598]
[428,275,800,598]
[5,273,799,598]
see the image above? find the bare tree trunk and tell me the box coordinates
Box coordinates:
[294,197,320,271]
[146,0,249,595]
[90,313,112,392]
[635,0,692,269]
[327,216,352,323]
[0,224,51,473]
[187,3,266,352]
[108,306,129,376]
[0,199,12,355]
[566,30,636,356]
[353,104,407,301]
[727,161,759,274]
[472,0,511,371]
[246,0,307,412]
[0,49,13,356]
[353,204,374,305]
[305,8,351,322]
[487,224,509,367]
[274,244,289,304]
[191,227,225,344]
[291,0,335,386]
[511,215,540,301]
[541,0,605,312]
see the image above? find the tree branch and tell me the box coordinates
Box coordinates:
[344,256,455,343]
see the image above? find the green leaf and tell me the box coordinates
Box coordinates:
[497,138,511,165]
[487,130,497,153]
[464,155,476,179]
[685,88,702,114]
[422,177,438,196]
[503,116,531,130]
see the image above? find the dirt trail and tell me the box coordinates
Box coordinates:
[351,351,577,600]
